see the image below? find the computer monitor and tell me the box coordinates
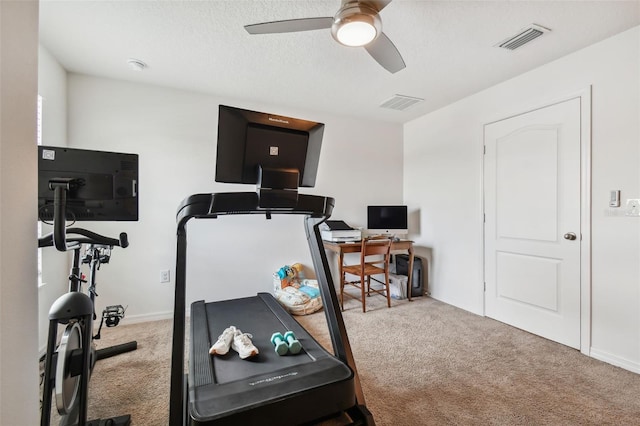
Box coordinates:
[215,105,325,207]
[367,205,408,236]
[38,146,139,222]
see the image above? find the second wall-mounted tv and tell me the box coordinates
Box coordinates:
[215,105,325,189]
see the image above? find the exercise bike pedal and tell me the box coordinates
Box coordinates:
[86,414,131,426]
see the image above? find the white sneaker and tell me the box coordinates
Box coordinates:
[209,326,237,355]
[232,330,259,359]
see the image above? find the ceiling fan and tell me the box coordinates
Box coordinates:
[244,0,406,74]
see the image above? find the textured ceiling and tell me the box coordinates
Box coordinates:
[39,0,640,124]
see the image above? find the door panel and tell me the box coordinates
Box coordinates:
[496,252,559,312]
[484,98,581,349]
[497,127,558,241]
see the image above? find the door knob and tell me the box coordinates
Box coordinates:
[563,232,577,240]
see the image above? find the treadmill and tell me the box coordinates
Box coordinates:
[169,192,375,425]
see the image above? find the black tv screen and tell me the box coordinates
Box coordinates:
[215,105,324,188]
[38,146,139,221]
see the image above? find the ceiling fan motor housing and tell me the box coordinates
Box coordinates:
[331,1,382,47]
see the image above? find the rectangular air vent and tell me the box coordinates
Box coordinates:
[496,24,550,50]
[380,94,424,111]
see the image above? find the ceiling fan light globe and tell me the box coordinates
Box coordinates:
[336,21,377,46]
[331,4,382,47]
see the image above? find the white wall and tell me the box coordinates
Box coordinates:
[404,26,640,371]
[38,46,67,148]
[0,1,40,424]
[37,44,69,353]
[60,74,403,321]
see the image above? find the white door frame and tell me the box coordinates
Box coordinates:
[482,87,592,355]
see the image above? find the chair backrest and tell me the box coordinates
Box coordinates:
[359,237,392,267]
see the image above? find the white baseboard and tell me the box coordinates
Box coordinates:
[589,348,640,374]
[122,311,173,324]
[38,311,174,358]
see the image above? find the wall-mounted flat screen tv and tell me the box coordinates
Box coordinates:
[37,146,139,222]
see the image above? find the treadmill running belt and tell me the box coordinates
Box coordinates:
[188,293,356,425]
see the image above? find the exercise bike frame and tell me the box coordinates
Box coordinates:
[39,179,133,426]
[40,230,129,426]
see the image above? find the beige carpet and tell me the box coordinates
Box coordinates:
[70,295,640,425]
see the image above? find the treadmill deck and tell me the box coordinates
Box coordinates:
[189,293,355,425]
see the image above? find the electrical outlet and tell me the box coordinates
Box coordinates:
[160,269,171,283]
[625,199,640,217]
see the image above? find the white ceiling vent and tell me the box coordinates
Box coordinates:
[380,94,424,111]
[496,24,550,50]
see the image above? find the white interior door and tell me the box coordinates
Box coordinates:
[484,97,581,349]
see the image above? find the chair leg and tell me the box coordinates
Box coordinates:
[385,274,391,308]
[361,273,366,312]
[340,273,345,311]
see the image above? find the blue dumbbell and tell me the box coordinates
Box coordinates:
[284,331,302,354]
[270,332,288,355]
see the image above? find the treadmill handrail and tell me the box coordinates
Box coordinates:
[176,192,333,223]
[169,192,369,426]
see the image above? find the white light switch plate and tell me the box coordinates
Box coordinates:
[625,199,640,216]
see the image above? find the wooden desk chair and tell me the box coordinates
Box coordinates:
[340,237,392,312]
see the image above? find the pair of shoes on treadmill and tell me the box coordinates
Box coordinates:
[209,326,259,359]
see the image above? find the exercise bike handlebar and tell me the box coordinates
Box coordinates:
[39,227,129,249]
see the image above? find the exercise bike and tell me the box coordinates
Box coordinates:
[39,226,137,426]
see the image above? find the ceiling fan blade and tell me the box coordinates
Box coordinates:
[364,32,406,73]
[361,0,392,13]
[245,17,333,35]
